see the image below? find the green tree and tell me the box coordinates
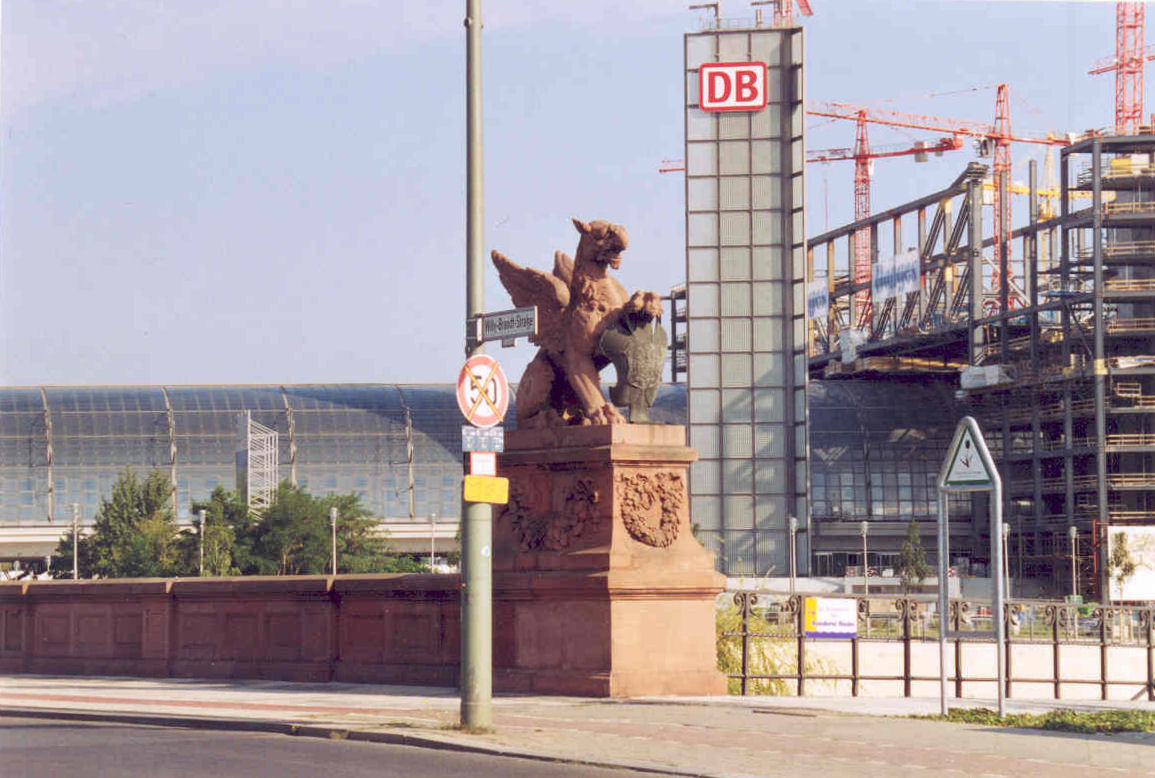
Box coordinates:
[247,482,424,575]
[899,518,931,593]
[176,487,250,576]
[51,468,182,579]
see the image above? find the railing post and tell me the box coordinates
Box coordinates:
[738,592,751,696]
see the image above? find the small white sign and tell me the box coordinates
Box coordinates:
[469,451,497,477]
[940,419,996,490]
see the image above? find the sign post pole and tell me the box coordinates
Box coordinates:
[937,490,949,717]
[937,416,1004,718]
[462,0,491,732]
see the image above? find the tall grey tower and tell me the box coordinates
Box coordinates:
[683,22,808,577]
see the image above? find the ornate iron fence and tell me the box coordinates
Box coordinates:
[722,592,1155,700]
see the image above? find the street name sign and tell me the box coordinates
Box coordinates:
[467,306,538,348]
[456,354,510,429]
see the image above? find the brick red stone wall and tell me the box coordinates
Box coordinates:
[0,575,460,685]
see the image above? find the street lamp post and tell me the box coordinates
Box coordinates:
[71,503,80,580]
[788,516,798,595]
[1068,525,1078,600]
[860,520,869,598]
[330,507,338,576]
[1001,522,1011,600]
[198,509,206,576]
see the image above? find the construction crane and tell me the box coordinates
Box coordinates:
[808,116,962,319]
[808,87,1067,312]
[1089,2,1155,135]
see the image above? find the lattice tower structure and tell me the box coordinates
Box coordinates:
[246,414,279,514]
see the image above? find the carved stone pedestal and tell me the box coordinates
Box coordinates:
[493,425,727,697]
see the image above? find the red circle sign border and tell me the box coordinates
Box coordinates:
[456,354,509,429]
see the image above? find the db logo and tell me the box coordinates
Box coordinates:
[698,62,767,113]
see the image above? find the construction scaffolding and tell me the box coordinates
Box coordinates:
[806,132,1155,601]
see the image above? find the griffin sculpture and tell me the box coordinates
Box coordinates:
[491,218,666,428]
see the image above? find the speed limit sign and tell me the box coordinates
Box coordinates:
[456,354,509,429]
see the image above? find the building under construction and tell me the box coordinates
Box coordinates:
[805,131,1155,600]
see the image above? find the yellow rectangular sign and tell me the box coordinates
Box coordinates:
[462,474,509,505]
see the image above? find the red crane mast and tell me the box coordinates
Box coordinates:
[1089,2,1155,135]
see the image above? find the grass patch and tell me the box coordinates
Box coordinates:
[917,707,1155,734]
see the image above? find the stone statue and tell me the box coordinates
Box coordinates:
[491,218,667,427]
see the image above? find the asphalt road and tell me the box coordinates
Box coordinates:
[0,717,638,778]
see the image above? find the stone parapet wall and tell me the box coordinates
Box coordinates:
[0,575,461,685]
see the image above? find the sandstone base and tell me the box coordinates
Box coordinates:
[494,424,726,697]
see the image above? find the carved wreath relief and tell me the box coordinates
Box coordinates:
[615,472,684,548]
[506,478,601,552]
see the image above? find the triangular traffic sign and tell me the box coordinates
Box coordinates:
[941,422,995,489]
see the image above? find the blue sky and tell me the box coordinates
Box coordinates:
[0,0,1122,386]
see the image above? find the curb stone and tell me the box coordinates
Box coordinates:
[0,706,733,778]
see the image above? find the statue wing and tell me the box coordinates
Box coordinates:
[491,250,569,351]
[552,251,575,286]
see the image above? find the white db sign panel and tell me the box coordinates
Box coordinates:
[699,62,767,112]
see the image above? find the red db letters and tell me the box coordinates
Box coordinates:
[698,62,767,112]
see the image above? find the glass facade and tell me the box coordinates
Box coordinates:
[684,27,809,577]
[0,381,969,577]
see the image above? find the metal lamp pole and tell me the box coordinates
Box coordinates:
[788,516,798,595]
[1001,522,1010,600]
[430,513,437,571]
[198,509,206,576]
[462,0,493,732]
[330,507,338,576]
[71,503,80,580]
[860,520,869,597]
[1068,525,1078,600]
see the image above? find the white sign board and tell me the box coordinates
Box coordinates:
[1107,526,1155,601]
[803,597,857,639]
[479,306,537,344]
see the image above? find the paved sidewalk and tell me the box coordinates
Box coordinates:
[2,675,1155,777]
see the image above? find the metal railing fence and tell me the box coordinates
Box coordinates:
[723,592,1155,699]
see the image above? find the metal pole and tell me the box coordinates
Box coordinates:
[937,491,949,716]
[992,468,1005,719]
[430,513,437,571]
[860,521,869,598]
[462,0,493,731]
[198,509,205,576]
[788,516,798,595]
[330,506,338,576]
[71,503,80,580]
[1002,522,1011,600]
[1069,525,1078,600]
